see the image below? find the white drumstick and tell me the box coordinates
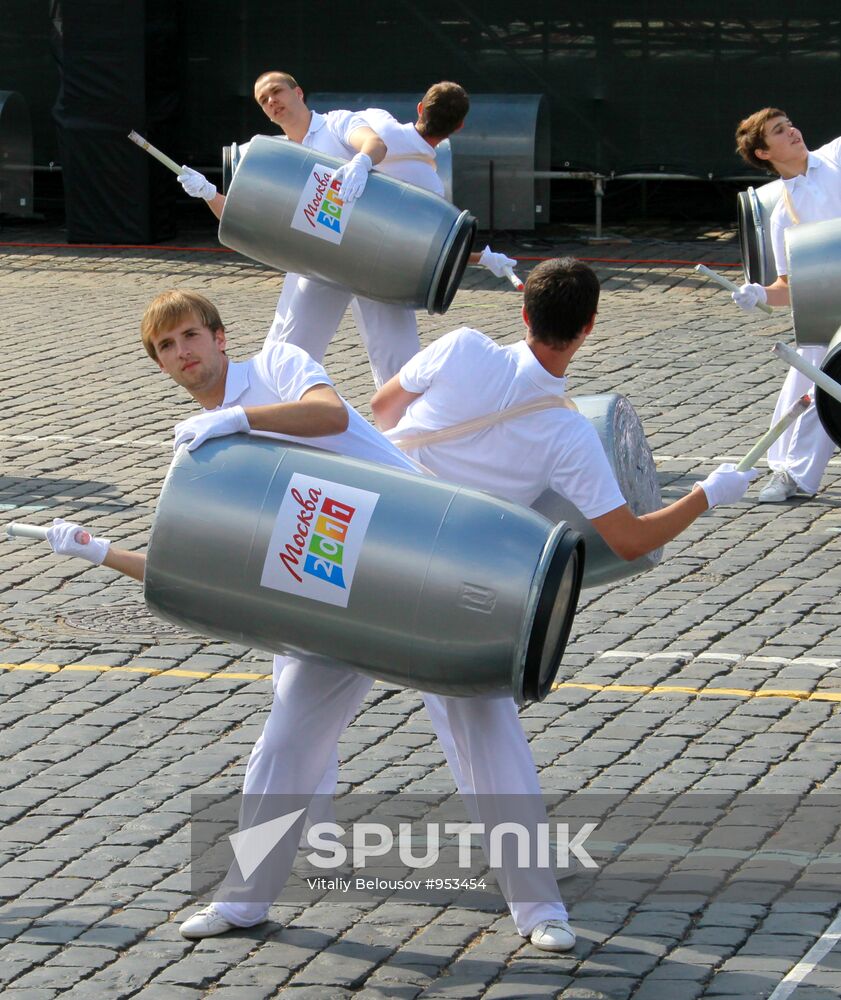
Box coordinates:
[503,267,524,292]
[773,342,841,407]
[127,130,182,176]
[7,522,49,540]
[695,263,774,316]
[735,394,811,472]
[6,522,91,544]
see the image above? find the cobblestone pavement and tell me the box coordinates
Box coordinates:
[1,219,840,1000]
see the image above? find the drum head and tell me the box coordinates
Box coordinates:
[815,342,841,448]
[737,189,763,285]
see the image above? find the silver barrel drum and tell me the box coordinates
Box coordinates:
[531,393,663,589]
[144,437,584,703]
[218,135,476,314]
[736,179,782,286]
[786,218,841,347]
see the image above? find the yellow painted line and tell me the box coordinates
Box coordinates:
[754,689,811,699]
[700,687,757,697]
[1,663,840,705]
[0,662,268,682]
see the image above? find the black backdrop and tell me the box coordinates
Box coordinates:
[2,2,840,235]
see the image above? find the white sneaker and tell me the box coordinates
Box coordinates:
[179,904,238,939]
[529,918,576,952]
[757,470,798,503]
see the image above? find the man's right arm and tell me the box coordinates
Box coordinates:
[46,519,146,582]
[371,376,422,431]
[177,166,226,220]
[733,274,789,311]
[591,464,757,560]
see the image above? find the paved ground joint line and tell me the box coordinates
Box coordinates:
[3,662,841,702]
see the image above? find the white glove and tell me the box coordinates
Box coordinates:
[694,463,758,509]
[330,153,372,202]
[173,406,250,452]
[478,245,518,278]
[178,165,217,201]
[731,282,767,312]
[46,518,110,565]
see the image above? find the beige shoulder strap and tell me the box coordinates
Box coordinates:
[382,152,438,168]
[782,184,801,225]
[388,395,578,451]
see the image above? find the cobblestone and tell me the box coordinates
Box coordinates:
[2,221,840,996]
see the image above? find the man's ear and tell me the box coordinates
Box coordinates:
[214,327,227,352]
[581,313,597,337]
[755,146,771,162]
[522,304,530,330]
[417,100,424,119]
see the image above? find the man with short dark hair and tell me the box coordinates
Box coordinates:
[370,256,757,952]
[178,73,514,388]
[732,108,841,501]
[372,257,756,554]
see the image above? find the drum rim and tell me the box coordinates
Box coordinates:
[426,209,477,315]
[517,526,584,703]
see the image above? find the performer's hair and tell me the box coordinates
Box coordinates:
[141,290,224,360]
[254,70,301,95]
[417,82,469,139]
[524,258,600,346]
[735,107,788,172]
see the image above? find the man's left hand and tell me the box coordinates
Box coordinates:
[331,153,373,202]
[173,406,250,452]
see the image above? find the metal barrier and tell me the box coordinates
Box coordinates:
[0,91,34,218]
[308,93,550,231]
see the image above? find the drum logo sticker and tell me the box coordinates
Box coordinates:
[261,474,378,608]
[290,163,356,245]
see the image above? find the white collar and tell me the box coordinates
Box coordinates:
[303,111,327,143]
[512,341,568,394]
[783,150,822,188]
[217,358,251,409]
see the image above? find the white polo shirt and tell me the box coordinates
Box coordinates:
[390,328,627,518]
[353,109,444,196]
[215,341,419,472]
[300,109,368,159]
[771,136,841,275]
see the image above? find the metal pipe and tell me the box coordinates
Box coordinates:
[594,176,604,239]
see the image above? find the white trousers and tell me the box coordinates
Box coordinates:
[213,655,567,936]
[265,275,420,389]
[767,345,836,495]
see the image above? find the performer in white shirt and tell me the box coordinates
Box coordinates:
[733,108,841,501]
[178,73,515,387]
